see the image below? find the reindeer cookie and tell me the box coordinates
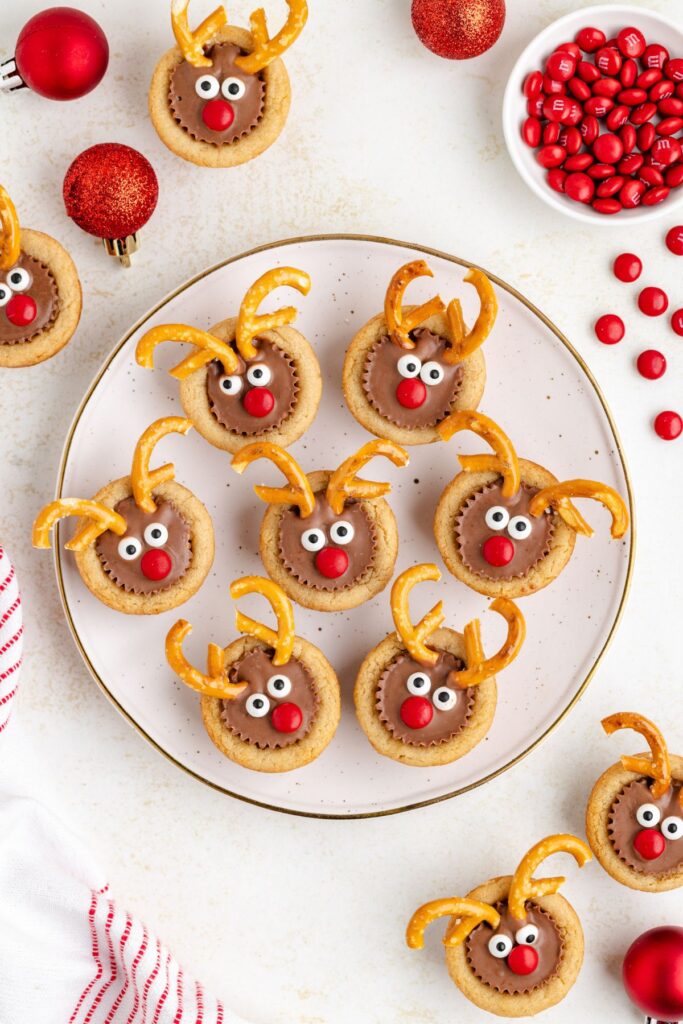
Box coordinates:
[407,834,592,1017]
[433,410,629,598]
[166,576,340,771]
[232,439,408,611]
[32,418,214,614]
[136,267,320,455]
[0,185,81,368]
[586,713,683,893]
[149,0,307,168]
[342,260,495,445]
[354,564,525,767]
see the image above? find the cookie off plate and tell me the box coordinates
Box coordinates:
[54,235,633,818]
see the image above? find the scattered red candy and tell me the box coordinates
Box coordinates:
[595,313,625,343]
[636,349,666,379]
[613,252,642,281]
[654,411,682,440]
[638,286,668,316]
[671,309,683,336]
[665,225,683,254]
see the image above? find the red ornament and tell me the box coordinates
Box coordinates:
[613,252,642,281]
[140,550,172,582]
[271,702,303,734]
[638,286,668,316]
[636,349,666,380]
[400,695,434,730]
[623,926,683,1019]
[63,143,158,266]
[411,0,506,60]
[1,7,108,100]
[243,387,275,417]
[314,547,349,579]
[595,313,625,344]
[654,411,682,440]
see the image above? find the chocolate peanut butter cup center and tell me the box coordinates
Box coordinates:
[608,779,683,875]
[375,651,474,746]
[0,253,58,346]
[466,902,563,995]
[206,337,298,436]
[96,496,191,595]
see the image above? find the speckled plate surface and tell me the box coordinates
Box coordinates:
[55,235,634,818]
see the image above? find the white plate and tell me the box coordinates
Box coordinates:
[55,235,634,818]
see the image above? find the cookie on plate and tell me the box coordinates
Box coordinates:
[586,712,683,893]
[232,439,408,611]
[407,834,592,1018]
[136,266,320,454]
[0,184,81,368]
[433,410,629,599]
[33,417,213,614]
[342,259,495,445]
[166,575,340,772]
[354,563,525,766]
[149,0,307,167]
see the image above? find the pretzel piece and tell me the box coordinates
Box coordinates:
[438,410,521,498]
[166,620,247,699]
[451,597,525,688]
[234,0,308,75]
[0,186,21,271]
[230,575,294,666]
[171,0,227,67]
[384,260,446,349]
[231,442,316,517]
[32,499,127,552]
[508,834,592,921]
[406,898,500,950]
[529,480,629,538]
[325,440,408,515]
[131,417,193,513]
[390,564,444,668]
[235,267,311,360]
[602,712,673,800]
[135,324,240,378]
[443,269,498,365]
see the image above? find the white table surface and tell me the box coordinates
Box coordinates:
[1,1,682,1021]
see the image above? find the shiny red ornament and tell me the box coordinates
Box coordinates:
[623,926,683,1019]
[1,7,108,100]
[411,0,506,60]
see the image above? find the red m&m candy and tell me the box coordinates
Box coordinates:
[613,252,642,282]
[617,27,646,59]
[665,226,683,254]
[654,411,682,440]
[636,349,666,379]
[638,286,668,316]
[595,314,625,344]
[671,309,683,336]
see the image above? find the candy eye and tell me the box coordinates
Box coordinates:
[508,515,532,540]
[432,686,457,711]
[7,267,30,291]
[245,693,270,718]
[488,934,513,958]
[515,925,539,945]
[195,74,220,98]
[267,674,292,698]
[301,528,326,552]
[397,354,422,378]
[406,671,431,696]
[636,803,661,827]
[661,816,683,840]
[222,76,246,100]
[117,537,142,561]
[143,523,169,548]
[219,374,243,395]
[420,360,445,386]
[485,506,509,530]
[330,520,355,545]
[246,363,272,387]
[0,283,11,306]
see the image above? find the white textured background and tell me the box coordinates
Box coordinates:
[1,1,682,1021]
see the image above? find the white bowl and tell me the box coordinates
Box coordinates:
[503,4,683,225]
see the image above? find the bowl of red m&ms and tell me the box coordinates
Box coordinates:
[503,5,683,224]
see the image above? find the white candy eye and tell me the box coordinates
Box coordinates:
[330,520,354,545]
[397,354,422,378]
[488,934,513,958]
[246,363,272,387]
[219,374,242,395]
[222,76,246,100]
[515,925,539,945]
[485,506,509,530]
[7,267,30,291]
[301,528,325,552]
[432,686,457,711]
[661,816,683,840]
[636,803,661,827]
[406,671,431,696]
[508,516,532,540]
[267,674,292,698]
[0,283,11,306]
[117,537,142,561]
[143,523,169,548]
[420,360,445,386]
[195,74,220,98]
[245,693,270,718]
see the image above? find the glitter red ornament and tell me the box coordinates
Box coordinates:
[623,926,683,1018]
[63,143,158,267]
[411,0,506,60]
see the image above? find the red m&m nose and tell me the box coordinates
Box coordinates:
[634,828,666,860]
[507,945,539,976]
[315,546,349,579]
[140,549,172,581]
[6,294,37,327]
[271,702,303,734]
[482,535,515,567]
[243,387,275,417]
[396,378,426,409]
[202,98,235,131]
[400,695,433,730]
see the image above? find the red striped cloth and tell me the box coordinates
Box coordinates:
[0,546,23,733]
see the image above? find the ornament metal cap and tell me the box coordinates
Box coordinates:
[0,59,25,92]
[103,233,139,269]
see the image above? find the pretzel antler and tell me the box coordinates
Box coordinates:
[130,417,193,514]
[171,0,227,67]
[32,499,126,552]
[443,269,498,365]
[450,597,525,688]
[230,575,295,666]
[438,410,521,499]
[231,442,316,517]
[508,834,592,922]
[136,324,240,379]
[390,564,444,668]
[166,620,247,699]
[602,712,674,802]
[234,0,308,75]
[0,186,21,272]
[236,267,311,361]
[384,260,446,350]
[326,440,409,515]
[529,480,629,539]
[407,898,500,950]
